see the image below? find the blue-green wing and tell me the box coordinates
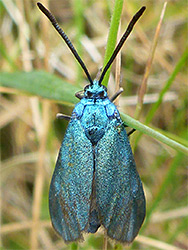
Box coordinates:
[95,119,145,243]
[49,118,93,242]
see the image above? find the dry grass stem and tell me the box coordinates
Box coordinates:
[135,2,167,119]
[136,235,183,250]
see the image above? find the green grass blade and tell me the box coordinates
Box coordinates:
[102,0,124,87]
[121,113,188,155]
[133,48,188,148]
[145,48,188,124]
[0,71,80,105]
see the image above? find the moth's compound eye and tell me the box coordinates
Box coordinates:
[87,91,92,98]
[99,91,105,98]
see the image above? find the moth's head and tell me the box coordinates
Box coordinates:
[84,80,107,99]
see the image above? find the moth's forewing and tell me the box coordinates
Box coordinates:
[95,117,145,243]
[49,118,93,242]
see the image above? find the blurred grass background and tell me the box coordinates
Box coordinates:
[0,0,187,250]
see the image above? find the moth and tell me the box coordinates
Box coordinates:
[37,2,146,243]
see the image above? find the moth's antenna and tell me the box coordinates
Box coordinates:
[99,6,146,85]
[37,2,93,85]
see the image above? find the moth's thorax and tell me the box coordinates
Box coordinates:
[73,88,121,145]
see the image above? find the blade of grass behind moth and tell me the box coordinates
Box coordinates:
[15,0,33,71]
[133,48,188,149]
[132,153,185,250]
[24,0,42,68]
[30,101,51,250]
[70,242,78,250]
[126,3,180,85]
[168,217,188,244]
[134,2,167,120]
[114,21,122,106]
[72,0,85,86]
[145,47,188,125]
[102,0,124,87]
[31,1,51,248]
[103,232,108,250]
[135,235,183,250]
[140,152,183,231]
[151,207,188,224]
[0,42,18,70]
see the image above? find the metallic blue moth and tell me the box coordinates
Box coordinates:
[37,2,146,244]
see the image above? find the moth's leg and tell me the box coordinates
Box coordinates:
[127,128,136,136]
[75,91,84,100]
[110,87,124,102]
[56,113,71,120]
[123,122,136,137]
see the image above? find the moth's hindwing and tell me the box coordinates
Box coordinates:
[49,118,93,242]
[95,119,146,243]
